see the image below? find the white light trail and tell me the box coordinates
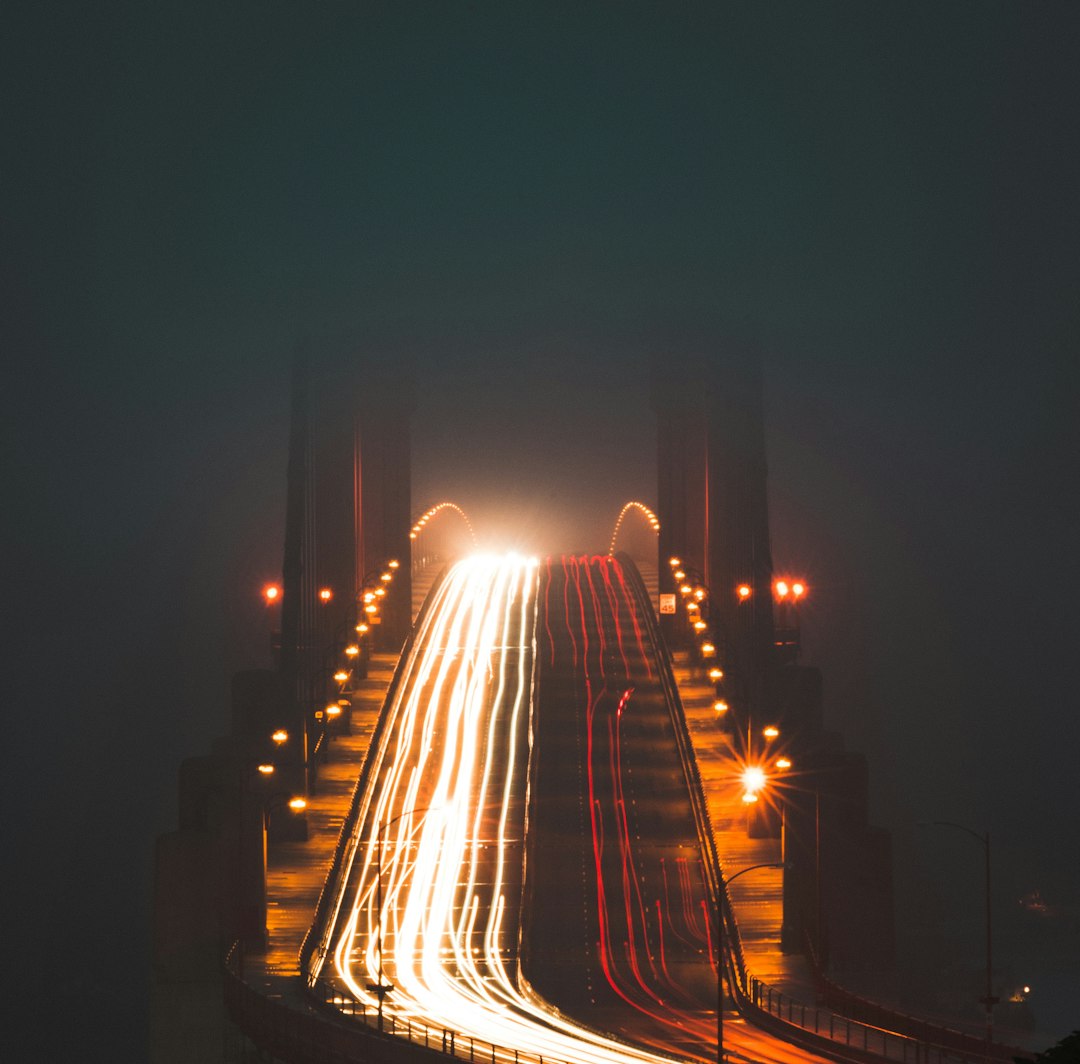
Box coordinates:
[317,554,689,1064]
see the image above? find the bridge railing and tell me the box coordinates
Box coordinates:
[229,941,650,1064]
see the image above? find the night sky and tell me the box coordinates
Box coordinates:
[4,3,1078,1058]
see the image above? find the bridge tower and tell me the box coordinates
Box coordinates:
[276,353,414,792]
[652,342,776,744]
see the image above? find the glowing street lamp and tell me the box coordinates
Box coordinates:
[318,587,333,604]
[741,764,767,803]
[736,583,752,601]
[774,579,789,600]
[262,583,281,604]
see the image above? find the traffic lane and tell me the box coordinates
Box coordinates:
[527,555,717,1058]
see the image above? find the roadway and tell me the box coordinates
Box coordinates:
[312,553,839,1064]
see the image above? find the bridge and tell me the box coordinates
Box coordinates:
[151,351,1026,1064]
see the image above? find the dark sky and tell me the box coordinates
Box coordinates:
[4,2,1079,1057]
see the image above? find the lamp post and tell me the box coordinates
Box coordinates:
[369,802,439,1032]
[236,759,308,958]
[717,862,786,1063]
[921,820,997,1043]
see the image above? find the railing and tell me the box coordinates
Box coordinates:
[230,942,643,1064]
[617,554,750,991]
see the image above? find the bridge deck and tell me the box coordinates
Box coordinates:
[242,628,821,1058]
[671,650,818,1003]
[246,652,398,998]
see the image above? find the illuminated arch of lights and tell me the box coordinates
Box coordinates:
[607,501,660,556]
[409,501,479,548]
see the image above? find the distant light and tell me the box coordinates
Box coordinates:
[375,587,386,597]
[271,729,288,745]
[693,588,705,601]
[693,619,708,632]
[380,572,392,582]
[364,603,378,614]
[388,559,400,569]
[1023,985,1031,995]
[669,557,681,568]
[257,763,275,775]
[774,580,789,600]
[701,642,716,656]
[762,725,780,739]
[410,532,417,540]
[333,670,349,683]
[736,583,752,600]
[713,700,728,713]
[345,644,360,657]
[326,704,342,717]
[262,583,281,604]
[708,667,724,681]
[674,569,686,581]
[288,797,307,813]
[680,584,692,595]
[356,623,369,634]
[319,587,333,603]
[741,792,759,804]
[791,581,806,600]
[742,765,767,794]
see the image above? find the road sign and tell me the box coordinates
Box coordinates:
[659,593,676,614]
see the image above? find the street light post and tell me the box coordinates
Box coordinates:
[716,861,785,1063]
[369,803,439,1032]
[922,820,997,1044]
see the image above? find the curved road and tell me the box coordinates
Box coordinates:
[313,553,837,1064]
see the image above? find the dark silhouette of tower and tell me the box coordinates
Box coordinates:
[653,339,776,746]
[652,334,894,974]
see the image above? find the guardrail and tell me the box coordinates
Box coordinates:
[229,941,648,1064]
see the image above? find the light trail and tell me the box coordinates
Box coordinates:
[317,554,696,1064]
[313,552,837,1064]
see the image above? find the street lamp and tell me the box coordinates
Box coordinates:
[921,820,997,1043]
[716,862,785,1063]
[370,803,441,1032]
